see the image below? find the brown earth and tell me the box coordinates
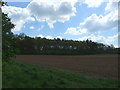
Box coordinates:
[12,55,118,79]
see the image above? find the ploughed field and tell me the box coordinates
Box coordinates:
[13,55,118,79]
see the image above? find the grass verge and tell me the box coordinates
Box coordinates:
[3,60,119,88]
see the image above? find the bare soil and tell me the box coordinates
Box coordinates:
[12,55,118,79]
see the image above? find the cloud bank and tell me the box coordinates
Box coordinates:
[65,0,118,35]
[76,33,119,45]
[2,0,77,31]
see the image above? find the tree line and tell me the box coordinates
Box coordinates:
[14,33,118,55]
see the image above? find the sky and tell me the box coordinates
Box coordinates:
[2,0,120,47]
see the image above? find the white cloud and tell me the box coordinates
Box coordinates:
[26,0,77,28]
[3,0,32,2]
[105,0,120,22]
[76,34,105,42]
[2,0,77,31]
[82,0,118,33]
[79,12,118,33]
[37,35,63,40]
[26,17,36,21]
[64,27,87,35]
[65,11,118,35]
[36,35,53,39]
[36,35,45,38]
[37,25,45,31]
[83,0,119,8]
[105,0,119,11]
[76,33,119,46]
[29,26,35,29]
[83,0,104,8]
[2,6,35,32]
[46,36,53,39]
[56,36,62,39]
[65,0,118,35]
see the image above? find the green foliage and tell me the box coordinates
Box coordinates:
[2,12,16,60]
[14,34,117,55]
[2,2,17,60]
[3,60,119,88]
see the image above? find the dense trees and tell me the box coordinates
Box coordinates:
[2,2,17,60]
[14,34,118,55]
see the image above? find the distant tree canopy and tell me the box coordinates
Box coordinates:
[14,33,118,55]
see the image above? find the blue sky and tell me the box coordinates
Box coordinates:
[2,0,119,47]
